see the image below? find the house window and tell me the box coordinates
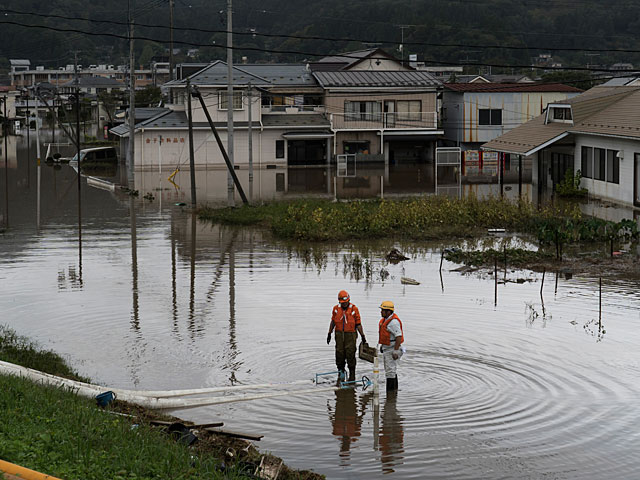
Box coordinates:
[581,146,592,178]
[397,100,421,121]
[552,107,572,120]
[219,91,244,110]
[344,101,382,122]
[594,148,606,181]
[275,140,285,159]
[479,109,502,126]
[606,149,620,184]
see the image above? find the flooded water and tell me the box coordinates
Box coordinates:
[2,137,640,479]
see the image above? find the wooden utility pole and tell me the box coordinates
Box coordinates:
[187,79,196,206]
[128,1,136,183]
[226,0,235,207]
[247,81,253,203]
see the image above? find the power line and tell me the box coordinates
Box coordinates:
[3,18,640,74]
[3,7,640,55]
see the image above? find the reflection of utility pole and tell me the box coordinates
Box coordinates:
[247,81,253,203]
[130,195,139,330]
[228,235,237,384]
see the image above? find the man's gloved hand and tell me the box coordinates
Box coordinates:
[380,346,384,353]
[327,333,331,345]
[392,351,399,360]
[361,337,367,346]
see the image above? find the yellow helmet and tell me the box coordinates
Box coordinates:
[379,301,395,312]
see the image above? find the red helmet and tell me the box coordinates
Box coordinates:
[338,290,350,303]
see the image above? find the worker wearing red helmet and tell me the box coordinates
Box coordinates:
[327,290,367,382]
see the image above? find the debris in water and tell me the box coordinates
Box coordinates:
[401,277,420,285]
[386,248,410,263]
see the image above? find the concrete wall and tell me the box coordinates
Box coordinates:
[134,127,286,170]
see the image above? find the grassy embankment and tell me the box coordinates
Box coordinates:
[0,326,322,480]
[199,197,639,271]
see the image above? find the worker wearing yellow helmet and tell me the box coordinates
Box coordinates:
[378,300,404,391]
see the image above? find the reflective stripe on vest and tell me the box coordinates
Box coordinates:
[332,304,359,332]
[378,313,403,346]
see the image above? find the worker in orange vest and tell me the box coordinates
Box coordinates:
[378,301,404,391]
[327,290,367,382]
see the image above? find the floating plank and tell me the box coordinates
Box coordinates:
[401,276,420,285]
[150,420,224,428]
[205,427,264,441]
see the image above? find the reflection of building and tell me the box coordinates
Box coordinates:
[134,166,287,205]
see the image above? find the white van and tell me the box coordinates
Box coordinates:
[71,147,118,164]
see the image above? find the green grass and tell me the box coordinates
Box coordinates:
[0,374,248,480]
[199,197,577,241]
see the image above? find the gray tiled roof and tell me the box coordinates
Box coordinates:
[313,70,441,88]
[170,62,317,87]
[62,76,123,88]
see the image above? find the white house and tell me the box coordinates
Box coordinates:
[482,85,640,208]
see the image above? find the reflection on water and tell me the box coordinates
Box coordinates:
[379,392,404,474]
[3,136,640,478]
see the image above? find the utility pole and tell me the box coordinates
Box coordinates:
[186,78,196,206]
[247,81,253,203]
[3,96,8,229]
[74,52,82,256]
[226,0,235,207]
[128,0,136,184]
[169,0,174,81]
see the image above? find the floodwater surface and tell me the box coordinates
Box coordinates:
[1,138,640,479]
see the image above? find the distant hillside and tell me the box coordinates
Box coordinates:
[2,0,640,78]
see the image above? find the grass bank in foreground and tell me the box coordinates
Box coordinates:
[0,327,324,480]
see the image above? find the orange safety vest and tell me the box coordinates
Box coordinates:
[331,304,361,332]
[378,313,404,346]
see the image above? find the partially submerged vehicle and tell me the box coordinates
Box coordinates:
[71,146,118,164]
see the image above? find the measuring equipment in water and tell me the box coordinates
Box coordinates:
[314,371,372,390]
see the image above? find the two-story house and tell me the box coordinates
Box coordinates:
[482,85,640,209]
[313,70,443,193]
[442,83,582,182]
[111,60,332,199]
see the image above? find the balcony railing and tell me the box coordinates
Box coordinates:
[330,112,438,130]
[261,104,325,114]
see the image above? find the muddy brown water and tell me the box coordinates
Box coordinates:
[2,138,640,479]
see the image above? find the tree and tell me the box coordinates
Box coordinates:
[135,86,163,107]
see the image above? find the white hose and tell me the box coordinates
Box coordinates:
[0,360,338,409]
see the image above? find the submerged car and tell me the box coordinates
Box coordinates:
[71,146,118,164]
